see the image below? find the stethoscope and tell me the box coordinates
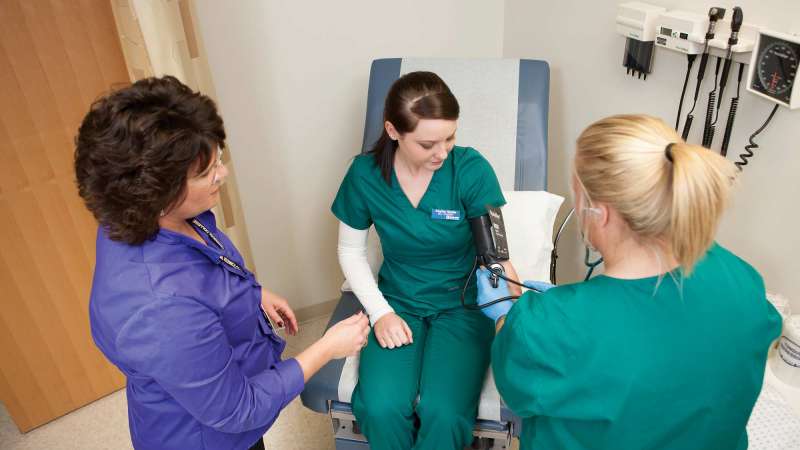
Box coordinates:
[584,246,604,281]
[553,208,605,282]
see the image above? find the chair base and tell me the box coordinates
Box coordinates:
[329,401,513,450]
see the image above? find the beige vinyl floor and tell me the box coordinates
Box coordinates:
[0,314,519,450]
[0,316,335,450]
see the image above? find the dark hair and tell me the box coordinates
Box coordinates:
[370,71,459,184]
[74,76,226,245]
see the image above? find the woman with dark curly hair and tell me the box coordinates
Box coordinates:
[75,76,370,450]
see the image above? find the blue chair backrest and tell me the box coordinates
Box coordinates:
[360,58,550,190]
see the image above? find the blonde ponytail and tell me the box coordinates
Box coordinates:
[668,140,738,273]
[575,115,738,275]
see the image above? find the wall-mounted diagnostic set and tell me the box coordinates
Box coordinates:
[616,2,666,79]
[616,2,799,170]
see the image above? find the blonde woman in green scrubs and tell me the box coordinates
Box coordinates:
[332,71,519,450]
[477,114,782,450]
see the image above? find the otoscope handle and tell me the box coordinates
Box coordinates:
[697,52,709,82]
[731,7,743,34]
[692,52,710,100]
[719,7,743,106]
[681,115,693,140]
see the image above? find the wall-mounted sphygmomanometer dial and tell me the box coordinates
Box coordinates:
[748,30,800,109]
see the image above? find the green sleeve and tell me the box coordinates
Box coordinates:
[331,157,372,230]
[458,147,506,218]
[492,289,585,418]
[720,242,783,343]
[746,259,783,344]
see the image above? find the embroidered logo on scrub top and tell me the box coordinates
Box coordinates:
[431,209,461,221]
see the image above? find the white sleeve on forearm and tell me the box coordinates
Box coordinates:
[337,221,394,325]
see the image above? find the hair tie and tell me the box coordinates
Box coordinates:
[665,143,676,163]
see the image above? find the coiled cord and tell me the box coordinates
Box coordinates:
[702,57,722,148]
[736,104,780,171]
[702,91,717,147]
[721,97,739,156]
[721,63,745,157]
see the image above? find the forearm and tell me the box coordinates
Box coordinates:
[495,316,506,333]
[294,338,333,383]
[500,260,523,297]
[338,221,394,324]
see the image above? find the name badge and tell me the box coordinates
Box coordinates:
[431,209,461,221]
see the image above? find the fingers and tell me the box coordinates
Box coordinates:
[378,326,409,349]
[264,308,283,328]
[282,313,298,336]
[273,310,285,329]
[380,330,398,349]
[280,307,299,336]
[394,327,409,346]
[389,330,404,348]
[354,333,368,354]
[401,320,413,344]
[278,303,296,321]
[369,315,413,350]
[361,321,370,337]
[342,311,364,324]
[377,329,398,349]
[376,333,388,349]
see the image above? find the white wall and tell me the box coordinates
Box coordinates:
[503,0,800,311]
[193,1,505,310]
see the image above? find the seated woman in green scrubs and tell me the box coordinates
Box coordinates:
[332,71,520,450]
[477,114,782,450]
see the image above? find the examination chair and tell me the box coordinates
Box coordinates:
[300,58,550,450]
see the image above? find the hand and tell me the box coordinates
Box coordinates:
[523,280,555,292]
[373,313,413,349]
[499,261,523,297]
[476,267,514,322]
[261,288,299,336]
[322,312,371,359]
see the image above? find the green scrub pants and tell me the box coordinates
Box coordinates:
[351,307,494,450]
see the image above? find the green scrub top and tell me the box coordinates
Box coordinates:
[332,146,505,315]
[493,243,782,450]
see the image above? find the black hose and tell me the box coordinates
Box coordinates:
[682,50,711,140]
[675,54,698,130]
[736,104,780,171]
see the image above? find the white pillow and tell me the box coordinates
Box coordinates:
[340,190,564,291]
[501,190,564,284]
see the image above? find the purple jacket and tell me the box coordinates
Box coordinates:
[89,210,304,450]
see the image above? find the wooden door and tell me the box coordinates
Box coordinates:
[0,0,129,432]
